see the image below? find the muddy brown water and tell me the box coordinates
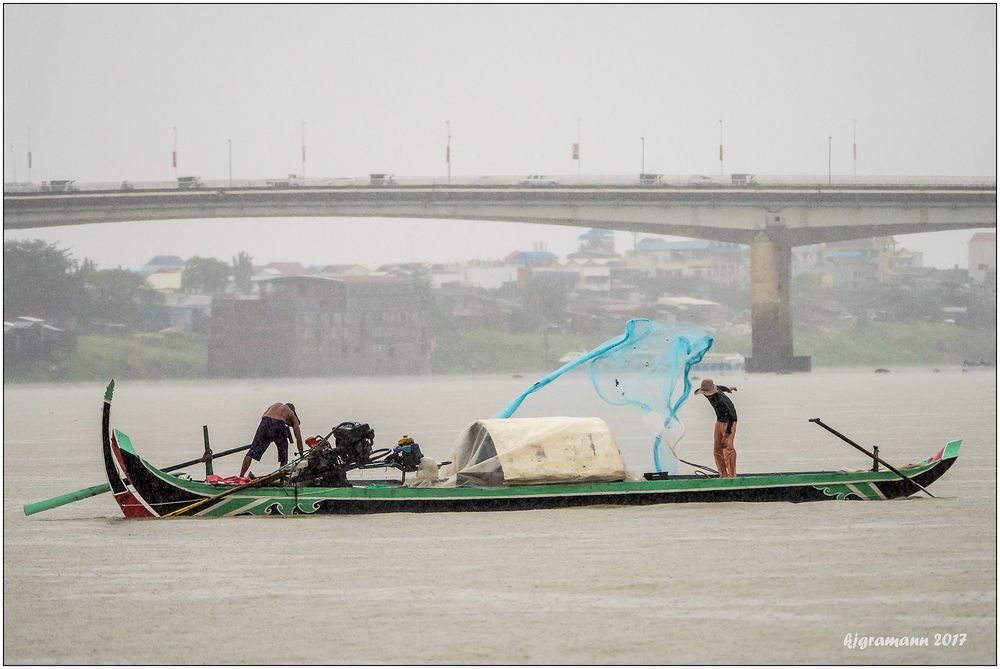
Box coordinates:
[3,370,996,664]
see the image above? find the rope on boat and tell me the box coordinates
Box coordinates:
[678,457,719,476]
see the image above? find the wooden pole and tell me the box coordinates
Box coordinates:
[203,425,213,476]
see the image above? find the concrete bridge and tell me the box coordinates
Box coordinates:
[4,177,996,372]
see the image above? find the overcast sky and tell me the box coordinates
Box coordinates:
[3,4,996,269]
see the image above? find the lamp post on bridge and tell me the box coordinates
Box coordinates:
[719,119,724,176]
[575,117,581,179]
[827,136,832,186]
[640,136,645,175]
[446,120,451,185]
[227,138,232,187]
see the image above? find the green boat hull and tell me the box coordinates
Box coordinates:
[105,425,961,518]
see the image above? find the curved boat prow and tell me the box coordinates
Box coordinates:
[937,439,962,463]
[898,439,961,497]
[101,381,157,518]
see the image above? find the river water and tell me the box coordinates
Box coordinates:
[3,369,996,664]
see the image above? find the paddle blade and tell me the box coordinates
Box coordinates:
[22,483,111,516]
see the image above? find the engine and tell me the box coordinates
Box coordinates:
[291,421,376,487]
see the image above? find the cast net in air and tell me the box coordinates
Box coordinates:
[497,318,713,473]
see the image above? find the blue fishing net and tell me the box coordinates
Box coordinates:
[497,318,713,472]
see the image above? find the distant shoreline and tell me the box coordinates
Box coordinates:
[4,366,997,388]
[4,323,995,384]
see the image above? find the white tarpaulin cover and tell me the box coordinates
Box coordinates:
[432,417,627,487]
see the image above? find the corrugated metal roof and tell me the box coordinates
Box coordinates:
[144,255,185,267]
[577,228,612,241]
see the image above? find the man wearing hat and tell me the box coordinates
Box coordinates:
[238,402,304,478]
[694,378,738,478]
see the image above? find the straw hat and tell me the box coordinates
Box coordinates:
[694,378,717,396]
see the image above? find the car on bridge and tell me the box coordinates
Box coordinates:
[40,179,79,193]
[639,173,664,186]
[521,175,558,187]
[687,175,720,188]
[177,176,204,189]
[369,173,397,186]
[731,173,758,187]
[266,174,305,188]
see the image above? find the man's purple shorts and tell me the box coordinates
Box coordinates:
[247,416,291,463]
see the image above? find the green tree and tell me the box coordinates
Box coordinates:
[511,278,569,332]
[181,256,231,294]
[232,251,254,293]
[79,267,165,329]
[3,239,83,322]
[408,266,449,328]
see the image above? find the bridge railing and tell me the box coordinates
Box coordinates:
[4,174,997,194]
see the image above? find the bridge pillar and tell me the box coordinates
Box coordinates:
[746,231,811,373]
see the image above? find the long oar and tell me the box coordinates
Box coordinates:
[809,418,936,498]
[22,443,254,516]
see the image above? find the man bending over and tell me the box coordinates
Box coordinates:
[239,402,304,478]
[694,379,738,478]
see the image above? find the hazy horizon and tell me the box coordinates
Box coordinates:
[1,218,993,273]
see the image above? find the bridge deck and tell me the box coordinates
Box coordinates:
[4,182,995,246]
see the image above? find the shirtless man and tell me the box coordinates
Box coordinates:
[238,402,304,478]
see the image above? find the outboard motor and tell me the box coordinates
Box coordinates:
[331,421,376,467]
[290,424,438,487]
[385,435,424,473]
[291,443,343,487]
[292,421,376,487]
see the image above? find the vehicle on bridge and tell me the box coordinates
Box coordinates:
[177,176,204,189]
[266,174,305,188]
[639,173,664,186]
[40,179,78,193]
[369,173,397,186]
[687,175,720,188]
[731,173,758,187]
[521,174,558,186]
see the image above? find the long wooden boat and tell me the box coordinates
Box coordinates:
[100,388,962,519]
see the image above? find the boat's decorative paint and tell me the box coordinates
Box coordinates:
[815,481,888,501]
